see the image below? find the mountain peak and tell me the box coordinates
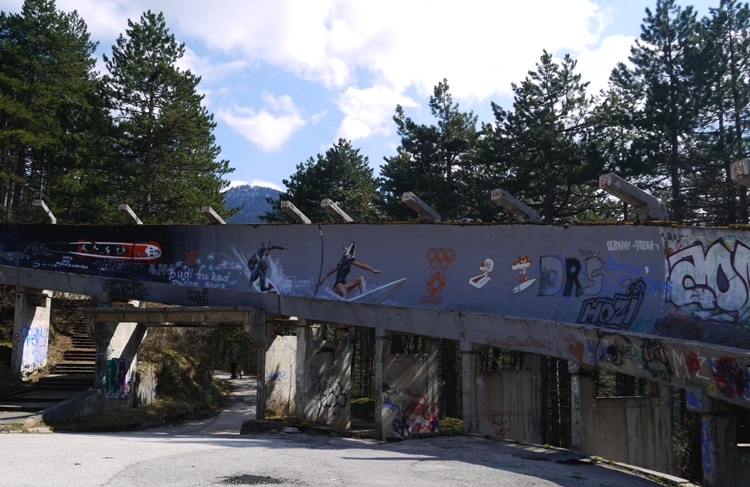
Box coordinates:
[224,185,281,223]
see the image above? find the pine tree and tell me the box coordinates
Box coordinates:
[0,0,105,222]
[263,138,378,223]
[102,11,232,224]
[378,80,480,221]
[484,51,604,223]
[609,0,702,223]
[693,0,750,224]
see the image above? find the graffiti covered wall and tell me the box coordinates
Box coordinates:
[3,223,750,350]
[303,336,352,430]
[382,345,439,438]
[11,291,51,376]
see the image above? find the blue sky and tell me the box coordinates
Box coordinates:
[7,0,718,191]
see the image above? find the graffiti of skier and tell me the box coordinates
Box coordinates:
[248,242,288,292]
[319,243,381,298]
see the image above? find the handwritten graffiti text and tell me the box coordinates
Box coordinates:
[667,238,750,322]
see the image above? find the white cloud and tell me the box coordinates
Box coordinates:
[318,0,608,101]
[336,85,418,141]
[56,0,141,44]
[217,93,306,152]
[178,47,248,84]
[153,0,352,87]
[58,0,612,95]
[576,34,635,96]
[149,0,618,138]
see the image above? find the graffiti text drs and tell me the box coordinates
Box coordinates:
[538,255,603,298]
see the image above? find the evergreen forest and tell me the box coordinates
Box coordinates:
[3,1,750,225]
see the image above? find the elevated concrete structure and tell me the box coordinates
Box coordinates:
[3,221,750,485]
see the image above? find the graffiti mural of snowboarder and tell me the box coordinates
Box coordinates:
[319,242,383,299]
[247,242,288,292]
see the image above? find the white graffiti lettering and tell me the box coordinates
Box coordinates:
[667,239,750,313]
[607,240,631,251]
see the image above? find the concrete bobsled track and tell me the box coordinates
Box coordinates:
[4,221,750,485]
[2,222,750,347]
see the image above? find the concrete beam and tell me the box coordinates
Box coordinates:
[31,199,56,224]
[281,200,311,224]
[201,206,226,224]
[490,188,540,223]
[321,198,353,222]
[83,306,258,327]
[401,191,441,223]
[85,305,272,349]
[598,173,668,221]
[118,204,143,225]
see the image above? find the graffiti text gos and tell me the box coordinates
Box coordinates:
[667,239,750,313]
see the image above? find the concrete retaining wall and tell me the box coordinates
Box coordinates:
[41,389,101,425]
[474,368,544,444]
[579,384,673,473]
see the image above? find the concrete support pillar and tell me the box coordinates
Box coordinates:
[426,339,439,419]
[687,389,739,487]
[530,353,547,443]
[374,327,388,441]
[11,288,53,377]
[87,319,147,411]
[243,309,271,419]
[700,412,738,487]
[461,340,478,434]
[294,320,311,419]
[87,297,147,412]
[570,364,596,452]
[256,342,267,419]
[322,328,352,430]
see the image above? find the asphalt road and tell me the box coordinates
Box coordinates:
[1,374,688,487]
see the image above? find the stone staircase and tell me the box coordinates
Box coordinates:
[49,321,97,376]
[0,316,97,413]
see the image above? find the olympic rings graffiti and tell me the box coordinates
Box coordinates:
[426,248,456,269]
